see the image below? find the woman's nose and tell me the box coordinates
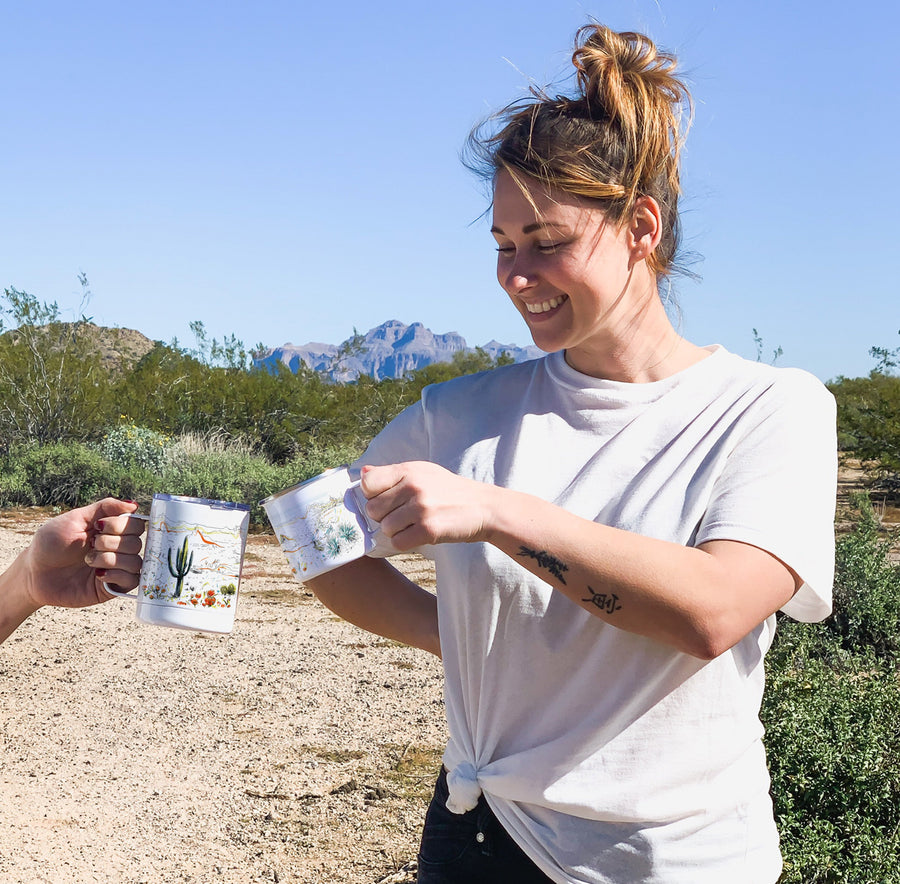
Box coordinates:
[501,258,536,294]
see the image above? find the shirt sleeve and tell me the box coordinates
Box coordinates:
[695,369,837,622]
[350,397,431,474]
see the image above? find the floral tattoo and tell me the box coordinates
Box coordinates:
[517,546,569,585]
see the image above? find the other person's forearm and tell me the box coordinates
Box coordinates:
[0,554,41,644]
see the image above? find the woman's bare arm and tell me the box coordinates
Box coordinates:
[304,556,440,658]
[360,462,798,660]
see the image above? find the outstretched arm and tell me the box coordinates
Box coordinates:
[0,498,145,645]
[359,462,799,660]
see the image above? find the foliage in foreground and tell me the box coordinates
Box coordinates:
[0,436,362,527]
[763,498,900,883]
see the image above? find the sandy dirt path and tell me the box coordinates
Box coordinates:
[0,513,444,884]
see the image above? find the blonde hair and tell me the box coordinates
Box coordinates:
[467,24,692,277]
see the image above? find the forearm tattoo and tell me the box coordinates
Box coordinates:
[582,587,623,615]
[517,546,569,585]
[516,548,622,614]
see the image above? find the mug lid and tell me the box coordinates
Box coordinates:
[259,465,350,507]
[153,493,250,511]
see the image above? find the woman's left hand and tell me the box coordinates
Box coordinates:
[359,462,495,551]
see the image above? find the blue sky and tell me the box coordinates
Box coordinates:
[1,0,897,382]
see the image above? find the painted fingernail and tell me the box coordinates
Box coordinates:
[96,520,105,531]
[95,569,107,577]
[124,499,137,504]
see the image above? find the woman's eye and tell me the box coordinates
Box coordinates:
[495,246,515,255]
[537,243,559,253]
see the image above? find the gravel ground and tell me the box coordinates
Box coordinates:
[0,513,444,884]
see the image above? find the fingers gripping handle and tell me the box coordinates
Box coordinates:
[347,480,380,534]
[101,512,148,599]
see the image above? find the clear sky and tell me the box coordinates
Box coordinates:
[2,0,897,382]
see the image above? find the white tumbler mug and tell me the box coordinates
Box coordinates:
[261,466,379,582]
[105,493,250,633]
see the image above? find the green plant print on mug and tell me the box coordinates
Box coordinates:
[313,519,361,560]
[167,536,194,597]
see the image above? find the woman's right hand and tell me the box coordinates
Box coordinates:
[24,497,146,609]
[359,461,497,551]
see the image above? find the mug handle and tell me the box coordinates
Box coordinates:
[101,512,149,599]
[346,480,381,533]
[103,582,138,600]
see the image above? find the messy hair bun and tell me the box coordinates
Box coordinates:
[467,24,692,277]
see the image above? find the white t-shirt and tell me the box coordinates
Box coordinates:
[354,346,837,884]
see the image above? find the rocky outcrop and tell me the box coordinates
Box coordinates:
[254,320,541,382]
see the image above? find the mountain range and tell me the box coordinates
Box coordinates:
[253,319,542,382]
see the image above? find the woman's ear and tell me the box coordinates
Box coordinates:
[628,196,663,266]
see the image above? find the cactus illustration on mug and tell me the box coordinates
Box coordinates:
[167,536,194,597]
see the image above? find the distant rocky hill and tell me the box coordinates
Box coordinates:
[2,322,157,375]
[3,319,540,383]
[254,320,542,382]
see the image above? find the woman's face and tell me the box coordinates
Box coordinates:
[491,170,649,374]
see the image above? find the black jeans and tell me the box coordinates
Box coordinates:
[416,767,554,884]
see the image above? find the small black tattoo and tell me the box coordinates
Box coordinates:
[517,546,569,585]
[582,587,622,615]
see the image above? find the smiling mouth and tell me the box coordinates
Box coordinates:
[525,294,568,314]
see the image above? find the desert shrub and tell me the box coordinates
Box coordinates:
[97,423,171,474]
[0,285,110,448]
[826,494,900,658]
[829,372,900,479]
[763,631,900,883]
[283,440,365,483]
[0,442,150,507]
[0,432,364,521]
[114,344,360,463]
[161,446,278,525]
[158,435,364,527]
[763,498,900,883]
[112,334,516,463]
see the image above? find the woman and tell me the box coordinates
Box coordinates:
[306,24,836,883]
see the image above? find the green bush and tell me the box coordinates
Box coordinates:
[157,435,360,527]
[829,372,900,478]
[0,442,150,507]
[0,285,112,448]
[281,440,365,483]
[764,631,900,883]
[97,423,171,474]
[158,437,282,526]
[827,494,900,658]
[0,435,365,524]
[763,498,900,883]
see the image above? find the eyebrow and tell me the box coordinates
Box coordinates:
[490,222,563,236]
